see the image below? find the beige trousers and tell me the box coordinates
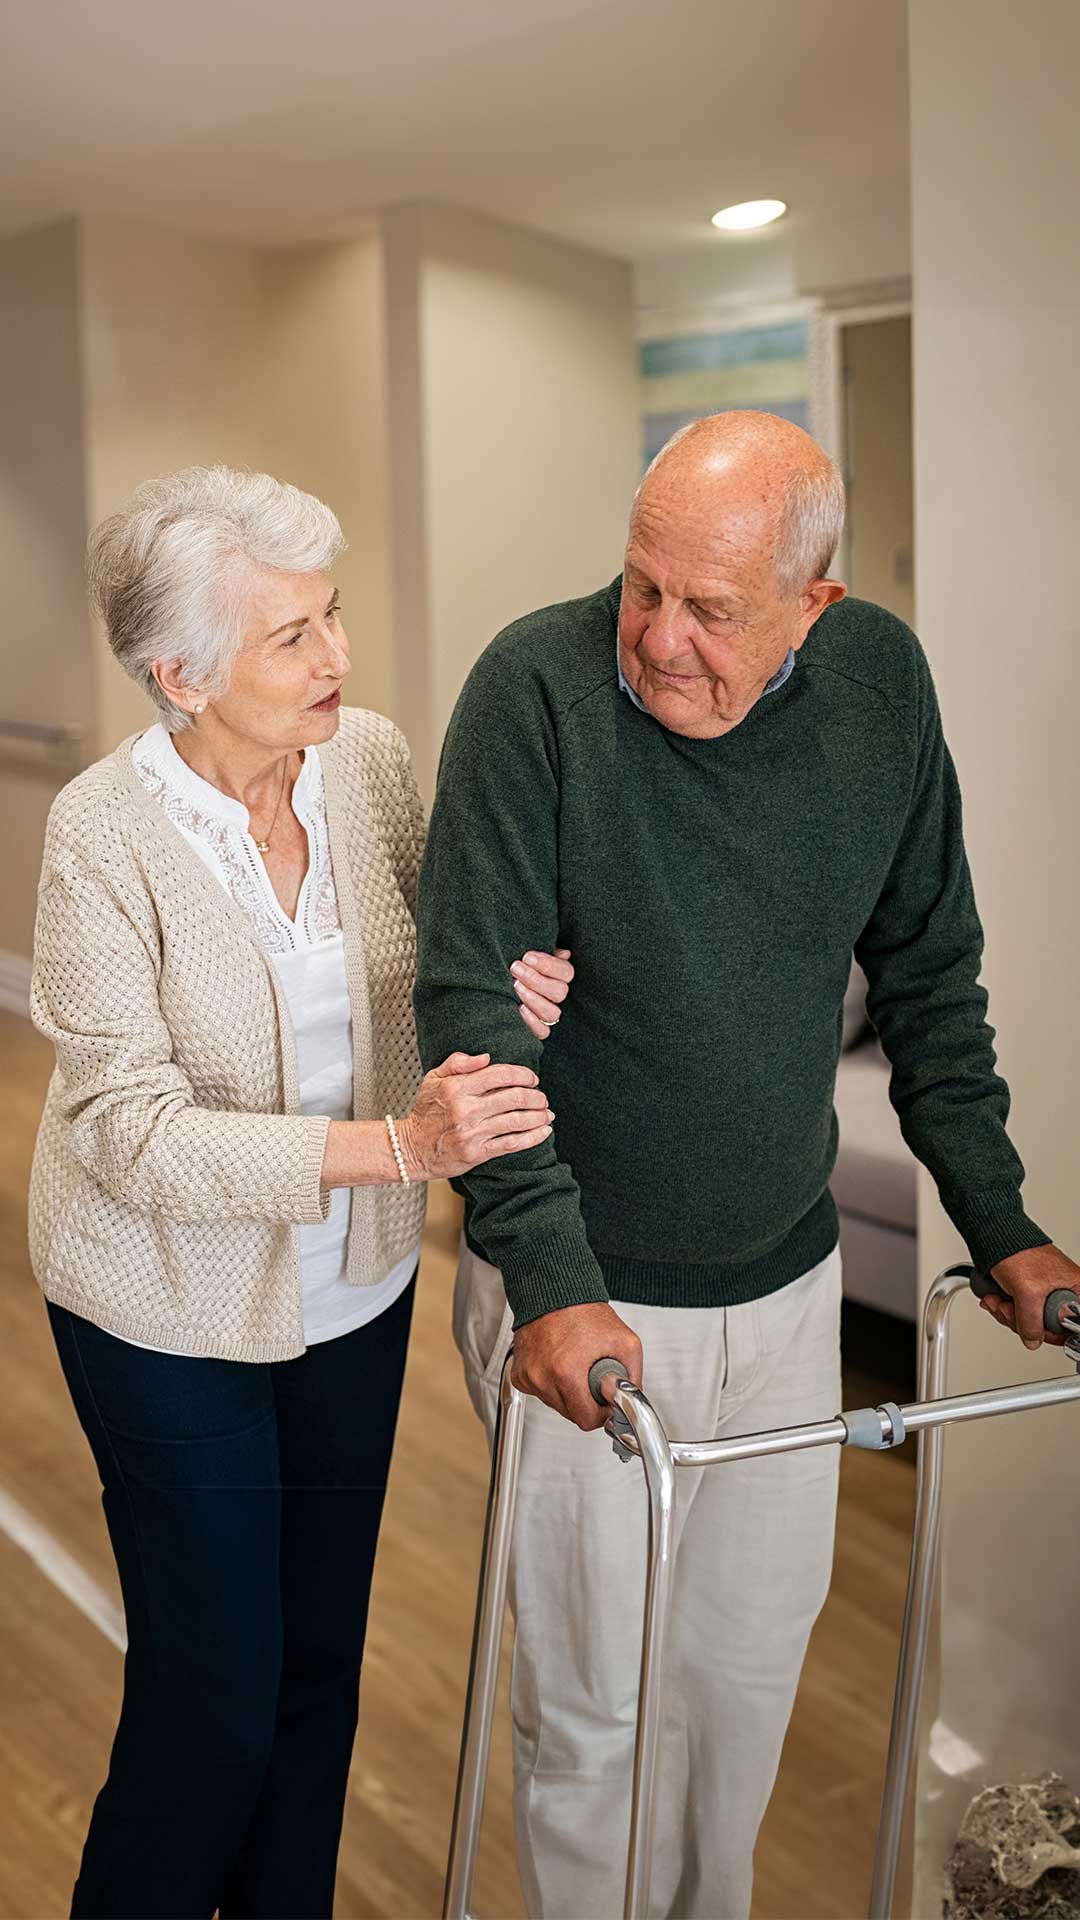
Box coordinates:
[453,1236,844,1920]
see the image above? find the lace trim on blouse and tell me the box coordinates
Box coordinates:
[132,746,342,955]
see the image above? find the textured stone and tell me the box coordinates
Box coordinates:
[944,1774,1080,1918]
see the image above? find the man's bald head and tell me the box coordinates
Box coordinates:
[631,411,845,598]
[618,411,847,740]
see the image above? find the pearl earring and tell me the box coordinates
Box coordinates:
[194,704,205,714]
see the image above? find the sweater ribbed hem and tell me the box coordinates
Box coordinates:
[38,1283,306,1363]
[470,1191,840,1323]
[944,1188,1052,1275]
[597,1192,840,1309]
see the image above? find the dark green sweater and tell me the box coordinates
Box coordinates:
[413,577,1049,1327]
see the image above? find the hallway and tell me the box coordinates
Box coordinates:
[1,1007,915,1920]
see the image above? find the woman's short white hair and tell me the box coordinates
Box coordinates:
[87,465,346,732]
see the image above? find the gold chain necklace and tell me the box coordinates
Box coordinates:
[252,755,289,854]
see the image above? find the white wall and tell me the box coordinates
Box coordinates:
[908,0,1080,1907]
[383,203,639,798]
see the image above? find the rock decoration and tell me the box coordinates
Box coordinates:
[944,1773,1080,1918]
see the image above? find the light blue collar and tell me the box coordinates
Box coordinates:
[616,636,795,715]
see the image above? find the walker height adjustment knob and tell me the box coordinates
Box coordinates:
[843,1401,908,1450]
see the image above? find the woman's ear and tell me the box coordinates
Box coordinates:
[151,656,200,710]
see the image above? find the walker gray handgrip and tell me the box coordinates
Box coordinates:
[588,1357,629,1406]
[588,1357,636,1463]
[970,1272,1080,1335]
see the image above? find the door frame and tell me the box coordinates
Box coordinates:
[810,301,912,584]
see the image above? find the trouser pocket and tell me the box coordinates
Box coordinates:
[452,1233,514,1426]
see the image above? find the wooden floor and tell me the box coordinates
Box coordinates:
[0,1009,916,1920]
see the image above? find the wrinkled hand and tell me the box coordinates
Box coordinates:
[511,1301,643,1430]
[511,947,574,1041]
[981,1244,1080,1350]
[398,1053,553,1180]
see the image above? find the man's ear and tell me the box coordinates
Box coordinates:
[795,577,846,643]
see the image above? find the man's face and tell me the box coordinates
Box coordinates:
[618,490,837,740]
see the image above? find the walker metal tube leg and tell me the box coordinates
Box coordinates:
[611,1385,678,1920]
[868,1264,991,1920]
[443,1357,525,1920]
[445,1270,1080,1920]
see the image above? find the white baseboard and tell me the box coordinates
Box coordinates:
[0,949,32,1017]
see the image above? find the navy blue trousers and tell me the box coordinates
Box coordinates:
[47,1273,417,1920]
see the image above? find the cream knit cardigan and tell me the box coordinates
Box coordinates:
[28,706,428,1362]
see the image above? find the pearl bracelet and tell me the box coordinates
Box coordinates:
[385,1113,411,1185]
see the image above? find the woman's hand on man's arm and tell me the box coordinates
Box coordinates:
[510,948,573,1040]
[320,1052,553,1190]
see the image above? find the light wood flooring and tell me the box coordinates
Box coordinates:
[0,1009,917,1920]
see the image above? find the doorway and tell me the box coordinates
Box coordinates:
[838,311,914,625]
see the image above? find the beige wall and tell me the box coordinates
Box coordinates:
[3,203,634,963]
[633,205,912,337]
[79,219,393,749]
[0,220,94,965]
[253,235,393,723]
[78,202,636,809]
[384,203,639,798]
[841,315,914,627]
[909,0,1080,1906]
[79,219,270,748]
[0,217,393,971]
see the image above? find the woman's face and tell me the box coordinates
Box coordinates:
[204,565,351,748]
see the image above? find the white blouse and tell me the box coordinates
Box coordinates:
[118,721,419,1353]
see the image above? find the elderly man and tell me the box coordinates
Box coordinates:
[413,412,1080,1920]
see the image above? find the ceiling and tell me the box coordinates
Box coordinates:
[2,0,909,261]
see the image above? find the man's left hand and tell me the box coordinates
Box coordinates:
[981,1244,1080,1350]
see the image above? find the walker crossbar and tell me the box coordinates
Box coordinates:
[442,1266,1080,1920]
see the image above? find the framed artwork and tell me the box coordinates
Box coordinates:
[640,318,810,466]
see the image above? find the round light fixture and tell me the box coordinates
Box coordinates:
[711,199,787,232]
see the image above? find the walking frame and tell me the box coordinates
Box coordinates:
[442,1265,1080,1920]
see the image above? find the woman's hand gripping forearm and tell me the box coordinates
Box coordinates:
[320,1053,554,1189]
[319,943,572,1190]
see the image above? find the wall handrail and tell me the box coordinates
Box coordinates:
[0,719,86,743]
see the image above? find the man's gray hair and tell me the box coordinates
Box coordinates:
[87,466,345,732]
[773,460,846,596]
[640,417,846,597]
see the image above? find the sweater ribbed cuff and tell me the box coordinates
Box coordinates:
[490,1231,610,1328]
[297,1114,334,1225]
[944,1187,1052,1275]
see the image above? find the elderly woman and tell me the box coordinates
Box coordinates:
[28,465,573,1920]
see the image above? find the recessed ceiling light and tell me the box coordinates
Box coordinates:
[711,199,787,232]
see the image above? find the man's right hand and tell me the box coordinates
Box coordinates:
[511,1302,643,1430]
